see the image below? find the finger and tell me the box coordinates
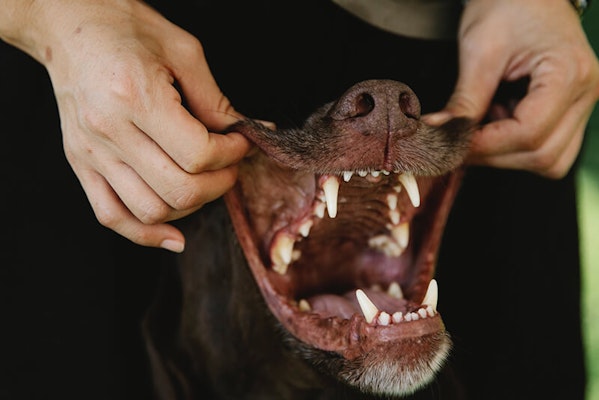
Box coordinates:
[468,74,576,159]
[133,82,251,174]
[113,122,241,211]
[467,99,590,178]
[76,168,186,252]
[437,36,508,122]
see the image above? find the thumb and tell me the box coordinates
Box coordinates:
[426,42,506,126]
[172,42,244,132]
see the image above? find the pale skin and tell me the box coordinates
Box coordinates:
[1,0,598,252]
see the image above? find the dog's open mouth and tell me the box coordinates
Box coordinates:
[224,80,473,396]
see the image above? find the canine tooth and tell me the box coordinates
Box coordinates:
[358,170,368,177]
[356,289,379,324]
[343,171,353,182]
[299,299,311,312]
[386,193,398,211]
[418,308,428,319]
[322,176,340,218]
[298,219,313,237]
[391,222,409,248]
[398,173,420,208]
[378,312,391,326]
[389,209,400,225]
[314,202,326,219]
[422,279,438,311]
[271,233,295,275]
[392,312,403,323]
[387,282,403,299]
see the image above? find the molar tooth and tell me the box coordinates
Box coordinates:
[343,171,353,182]
[389,209,400,225]
[422,279,438,312]
[392,312,403,323]
[378,312,390,326]
[398,173,420,208]
[298,219,313,237]
[322,176,340,218]
[386,193,398,211]
[368,235,403,257]
[387,282,404,299]
[356,289,379,324]
[299,299,311,312]
[391,222,409,248]
[271,233,295,275]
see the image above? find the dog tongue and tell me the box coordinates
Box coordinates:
[307,288,408,320]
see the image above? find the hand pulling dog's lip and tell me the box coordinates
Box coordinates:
[222,79,474,396]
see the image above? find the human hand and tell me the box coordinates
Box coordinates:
[425,0,599,178]
[6,0,251,252]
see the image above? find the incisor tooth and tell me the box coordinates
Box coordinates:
[392,312,403,323]
[391,222,409,248]
[387,282,404,299]
[378,312,390,326]
[356,289,379,324]
[271,233,295,275]
[398,173,420,207]
[422,279,438,311]
[343,171,353,182]
[322,176,340,218]
[314,202,326,219]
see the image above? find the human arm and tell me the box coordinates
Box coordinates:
[425,0,599,178]
[0,0,251,252]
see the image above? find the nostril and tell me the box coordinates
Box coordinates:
[399,92,420,119]
[354,93,375,117]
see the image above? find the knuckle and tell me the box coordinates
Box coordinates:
[137,200,171,225]
[167,184,205,211]
[94,207,121,230]
[526,150,557,175]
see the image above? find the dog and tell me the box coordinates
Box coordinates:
[143,79,475,399]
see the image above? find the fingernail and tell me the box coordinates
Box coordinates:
[160,239,185,253]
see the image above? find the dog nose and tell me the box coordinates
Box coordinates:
[329,79,421,123]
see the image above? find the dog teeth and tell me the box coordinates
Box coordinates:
[422,279,438,312]
[270,233,295,275]
[391,222,409,248]
[298,219,313,237]
[386,193,398,211]
[353,280,439,325]
[322,176,340,218]
[313,201,326,219]
[387,282,403,299]
[356,289,379,324]
[398,173,420,208]
[343,171,353,182]
[299,299,311,312]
